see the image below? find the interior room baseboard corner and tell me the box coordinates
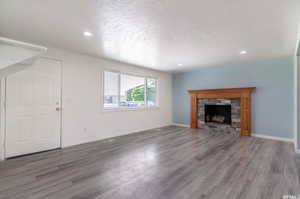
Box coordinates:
[172,123,190,128]
[252,134,294,143]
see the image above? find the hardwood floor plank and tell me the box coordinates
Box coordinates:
[0,126,299,199]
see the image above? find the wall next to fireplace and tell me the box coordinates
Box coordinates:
[172,56,294,139]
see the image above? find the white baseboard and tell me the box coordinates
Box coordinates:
[172,123,190,128]
[252,134,294,143]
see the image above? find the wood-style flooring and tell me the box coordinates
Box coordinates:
[0,126,299,199]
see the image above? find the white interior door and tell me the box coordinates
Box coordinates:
[5,58,61,158]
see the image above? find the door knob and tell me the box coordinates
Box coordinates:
[56,107,60,111]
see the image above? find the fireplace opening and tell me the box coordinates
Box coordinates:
[205,105,231,125]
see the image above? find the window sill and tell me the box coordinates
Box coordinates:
[102,106,160,113]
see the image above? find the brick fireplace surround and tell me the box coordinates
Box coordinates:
[198,98,241,136]
[188,87,255,136]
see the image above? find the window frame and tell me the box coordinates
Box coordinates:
[102,70,159,111]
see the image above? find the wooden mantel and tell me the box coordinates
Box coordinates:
[188,87,255,136]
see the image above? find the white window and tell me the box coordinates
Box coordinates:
[103,71,158,109]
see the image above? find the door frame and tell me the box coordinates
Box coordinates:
[0,57,63,160]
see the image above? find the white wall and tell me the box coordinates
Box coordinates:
[44,48,172,148]
[0,48,172,159]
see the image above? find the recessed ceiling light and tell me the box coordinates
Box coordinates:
[83,31,93,37]
[178,63,183,66]
[240,50,247,55]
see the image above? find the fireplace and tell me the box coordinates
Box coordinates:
[188,87,255,136]
[199,99,239,135]
[205,105,231,125]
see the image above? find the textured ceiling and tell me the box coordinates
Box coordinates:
[0,0,299,71]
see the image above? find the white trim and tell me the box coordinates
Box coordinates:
[172,123,190,128]
[57,58,63,150]
[102,106,160,113]
[0,37,47,52]
[296,23,300,56]
[252,134,294,143]
[295,55,299,151]
[294,24,300,151]
[0,78,6,161]
[144,77,147,106]
[294,54,298,150]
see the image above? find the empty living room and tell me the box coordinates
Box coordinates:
[0,0,300,198]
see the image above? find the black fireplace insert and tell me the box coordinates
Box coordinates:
[205,105,231,125]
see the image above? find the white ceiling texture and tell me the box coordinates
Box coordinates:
[0,0,299,71]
